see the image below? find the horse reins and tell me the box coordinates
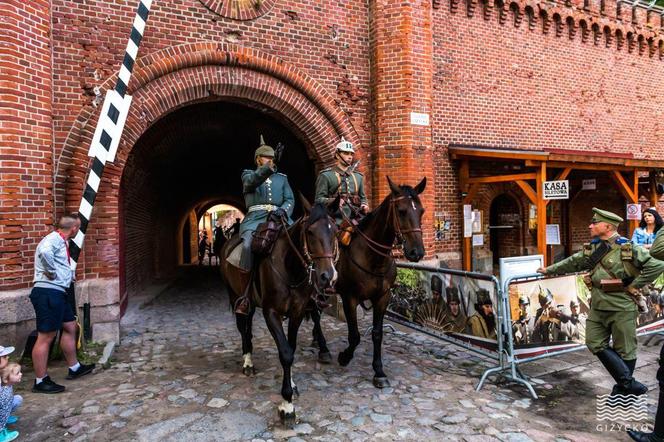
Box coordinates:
[278,215,339,293]
[343,194,422,258]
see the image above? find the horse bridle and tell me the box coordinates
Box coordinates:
[347,194,422,258]
[279,215,339,287]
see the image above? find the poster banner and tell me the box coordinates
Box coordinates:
[387,267,499,352]
[508,274,664,359]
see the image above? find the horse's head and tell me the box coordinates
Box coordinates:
[299,194,340,290]
[651,169,664,195]
[386,176,426,262]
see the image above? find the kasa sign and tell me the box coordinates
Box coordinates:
[543,180,569,200]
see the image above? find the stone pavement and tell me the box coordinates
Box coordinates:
[10,267,663,441]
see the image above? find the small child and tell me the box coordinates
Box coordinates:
[0,347,20,442]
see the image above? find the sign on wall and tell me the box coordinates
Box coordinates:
[410,112,430,126]
[582,179,596,190]
[542,180,569,200]
[626,203,642,221]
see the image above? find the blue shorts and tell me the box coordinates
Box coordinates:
[29,287,75,332]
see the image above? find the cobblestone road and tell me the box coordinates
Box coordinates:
[12,267,663,441]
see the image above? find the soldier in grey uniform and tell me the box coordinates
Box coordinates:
[314,137,369,228]
[235,136,294,315]
[539,208,664,397]
[512,294,534,345]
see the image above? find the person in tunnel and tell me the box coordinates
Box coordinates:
[314,137,368,246]
[235,135,294,315]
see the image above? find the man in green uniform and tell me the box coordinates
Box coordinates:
[538,208,664,396]
[235,136,294,315]
[651,224,664,261]
[314,137,369,228]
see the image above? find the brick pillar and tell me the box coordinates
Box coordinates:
[370,0,435,251]
[0,0,54,290]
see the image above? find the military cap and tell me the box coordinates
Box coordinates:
[446,286,461,304]
[255,135,275,158]
[591,207,623,227]
[475,288,492,306]
[430,275,443,294]
[518,295,530,306]
[570,298,580,308]
[538,287,553,307]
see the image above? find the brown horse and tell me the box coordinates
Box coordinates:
[221,196,340,424]
[333,176,426,388]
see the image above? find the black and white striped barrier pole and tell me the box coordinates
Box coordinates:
[69,0,153,270]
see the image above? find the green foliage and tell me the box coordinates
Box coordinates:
[396,268,420,289]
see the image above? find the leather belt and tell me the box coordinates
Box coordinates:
[247,204,278,213]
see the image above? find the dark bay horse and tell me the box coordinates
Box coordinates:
[333,176,426,388]
[221,197,339,424]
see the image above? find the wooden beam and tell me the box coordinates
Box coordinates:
[611,170,638,203]
[467,173,537,184]
[526,160,633,172]
[536,162,547,266]
[463,183,480,205]
[459,160,469,193]
[630,170,639,236]
[515,180,537,205]
[463,237,471,271]
[450,149,549,162]
[651,172,659,207]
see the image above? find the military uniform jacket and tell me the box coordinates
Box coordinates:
[466,313,497,339]
[545,234,664,312]
[240,164,294,235]
[315,165,367,222]
[651,228,664,261]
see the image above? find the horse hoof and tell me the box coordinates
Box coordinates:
[338,352,352,367]
[242,366,256,376]
[279,410,297,427]
[373,377,391,389]
[318,351,332,364]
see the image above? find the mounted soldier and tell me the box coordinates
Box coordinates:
[235,136,294,315]
[315,137,369,245]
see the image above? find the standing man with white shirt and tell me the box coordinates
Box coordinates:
[30,215,94,394]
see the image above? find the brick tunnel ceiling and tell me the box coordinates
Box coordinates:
[123,101,316,215]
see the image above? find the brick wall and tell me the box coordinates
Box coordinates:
[431,0,664,257]
[0,0,54,289]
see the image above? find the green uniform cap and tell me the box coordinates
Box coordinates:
[591,207,623,227]
[255,135,275,158]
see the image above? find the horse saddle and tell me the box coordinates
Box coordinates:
[225,235,244,269]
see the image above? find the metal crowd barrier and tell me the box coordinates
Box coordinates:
[386,267,664,399]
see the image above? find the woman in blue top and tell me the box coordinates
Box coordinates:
[631,208,664,250]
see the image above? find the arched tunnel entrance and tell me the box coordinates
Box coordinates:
[119,101,317,313]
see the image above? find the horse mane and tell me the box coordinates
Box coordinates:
[305,202,329,228]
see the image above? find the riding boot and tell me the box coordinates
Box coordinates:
[613,359,639,395]
[597,349,648,396]
[627,388,664,442]
[234,269,252,316]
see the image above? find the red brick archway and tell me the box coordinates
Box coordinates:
[56,43,362,280]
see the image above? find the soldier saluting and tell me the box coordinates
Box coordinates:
[235,136,294,315]
[538,208,664,396]
[315,137,368,244]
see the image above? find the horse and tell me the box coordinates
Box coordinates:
[221,196,340,424]
[331,176,426,388]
